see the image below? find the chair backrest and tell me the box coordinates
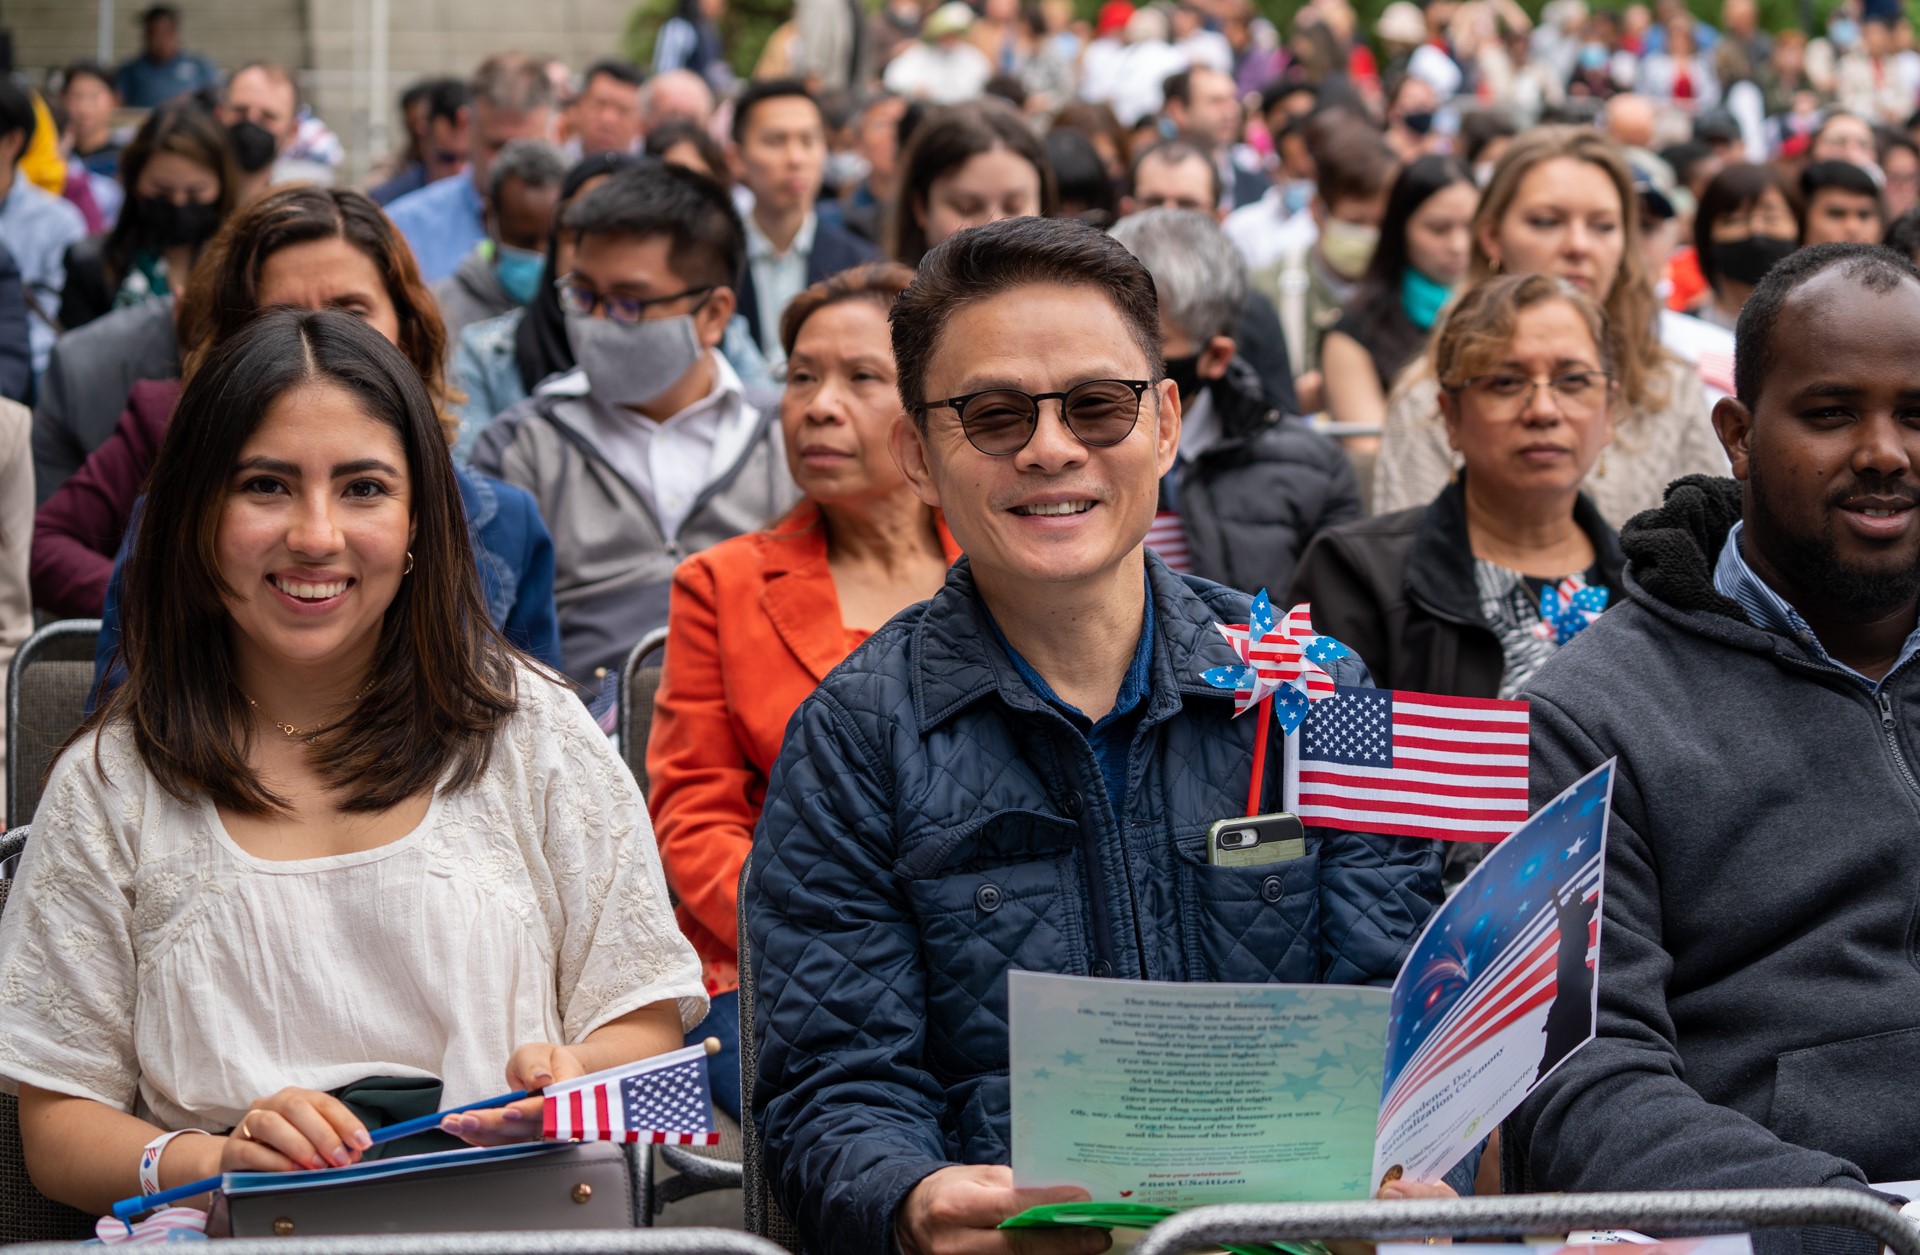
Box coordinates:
[737,856,801,1253]
[7,619,103,828]
[0,824,99,1243]
[621,629,670,798]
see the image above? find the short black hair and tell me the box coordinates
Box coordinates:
[1127,138,1221,206]
[140,3,181,24]
[891,216,1162,423]
[1163,67,1196,108]
[584,58,643,91]
[1798,159,1885,238]
[1163,62,1228,110]
[62,60,116,96]
[1733,242,1920,408]
[400,78,436,112]
[0,79,36,152]
[426,77,469,125]
[563,160,746,288]
[1800,158,1882,204]
[730,77,821,146]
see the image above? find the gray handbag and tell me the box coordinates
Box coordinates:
[213,1142,638,1237]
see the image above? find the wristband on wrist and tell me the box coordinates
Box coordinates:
[139,1129,209,1197]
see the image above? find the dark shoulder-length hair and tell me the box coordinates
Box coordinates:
[1344,154,1476,386]
[175,185,460,444]
[887,98,1058,268]
[102,97,239,290]
[96,309,518,816]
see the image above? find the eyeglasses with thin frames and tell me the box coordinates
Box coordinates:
[924,378,1155,456]
[1448,370,1612,419]
[554,275,715,326]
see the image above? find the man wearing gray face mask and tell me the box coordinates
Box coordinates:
[473,163,800,725]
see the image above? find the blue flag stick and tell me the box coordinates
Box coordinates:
[109,1087,534,1223]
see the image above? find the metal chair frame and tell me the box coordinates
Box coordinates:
[6,618,102,827]
[620,628,670,798]
[1130,1190,1920,1255]
[737,855,801,1252]
[620,626,745,1215]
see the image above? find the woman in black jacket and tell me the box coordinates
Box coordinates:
[57,98,237,332]
[1291,271,1626,704]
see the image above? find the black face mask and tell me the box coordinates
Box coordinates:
[1163,353,1204,403]
[227,119,279,174]
[137,196,223,249]
[1715,234,1796,287]
[1400,110,1435,135]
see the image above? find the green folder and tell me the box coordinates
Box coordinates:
[1002,1200,1336,1255]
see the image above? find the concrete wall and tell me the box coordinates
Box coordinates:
[11,0,638,182]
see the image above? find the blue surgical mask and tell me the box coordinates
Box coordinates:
[494,242,547,306]
[1830,17,1859,48]
[1282,179,1315,215]
[1401,268,1454,330]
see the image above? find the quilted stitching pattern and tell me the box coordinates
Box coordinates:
[747,558,1443,1255]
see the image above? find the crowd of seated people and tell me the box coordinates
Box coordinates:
[6,11,1920,1254]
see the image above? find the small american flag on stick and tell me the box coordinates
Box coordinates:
[1296,685,1530,842]
[541,1042,722,1145]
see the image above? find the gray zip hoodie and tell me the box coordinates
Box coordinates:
[471,374,798,700]
[1510,476,1914,1255]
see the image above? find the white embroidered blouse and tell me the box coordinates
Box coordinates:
[0,664,706,1132]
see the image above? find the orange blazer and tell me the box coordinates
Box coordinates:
[647,501,960,994]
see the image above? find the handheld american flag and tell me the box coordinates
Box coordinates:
[541,1043,722,1145]
[1296,685,1530,842]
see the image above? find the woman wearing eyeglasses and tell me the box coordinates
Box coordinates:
[1291,272,1625,705]
[645,262,959,1119]
[1292,273,1624,890]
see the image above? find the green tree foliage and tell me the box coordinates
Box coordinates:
[625,0,794,77]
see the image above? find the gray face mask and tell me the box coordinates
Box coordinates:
[566,311,705,410]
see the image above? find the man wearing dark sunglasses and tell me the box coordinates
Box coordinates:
[746,217,1445,1255]
[473,163,797,724]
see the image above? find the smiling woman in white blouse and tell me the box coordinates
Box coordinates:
[0,308,705,1217]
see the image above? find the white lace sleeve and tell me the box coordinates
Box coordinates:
[525,676,707,1042]
[0,734,140,1109]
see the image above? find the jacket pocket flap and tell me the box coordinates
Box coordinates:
[895,809,1081,879]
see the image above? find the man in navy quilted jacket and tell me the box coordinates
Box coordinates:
[746,217,1445,1255]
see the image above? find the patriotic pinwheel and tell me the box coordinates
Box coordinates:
[1531,578,1610,646]
[1199,591,1354,736]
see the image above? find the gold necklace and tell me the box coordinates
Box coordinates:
[243,680,377,740]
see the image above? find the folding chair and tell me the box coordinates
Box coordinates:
[7,619,102,828]
[620,629,745,1216]
[737,856,803,1253]
[0,825,100,1242]
[6,1228,793,1254]
[1128,1189,1920,1255]
[621,629,670,798]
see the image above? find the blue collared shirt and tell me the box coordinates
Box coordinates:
[986,579,1157,816]
[1713,520,1920,691]
[385,172,486,285]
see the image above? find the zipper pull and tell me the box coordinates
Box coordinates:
[1881,692,1898,729]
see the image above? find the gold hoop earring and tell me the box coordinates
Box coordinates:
[403,551,415,576]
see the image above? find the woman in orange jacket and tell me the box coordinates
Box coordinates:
[647,261,959,1118]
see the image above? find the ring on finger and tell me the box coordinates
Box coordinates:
[236,1114,256,1141]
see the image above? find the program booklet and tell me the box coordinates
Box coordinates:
[1007,760,1614,1211]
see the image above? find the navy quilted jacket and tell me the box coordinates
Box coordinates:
[746,556,1444,1255]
